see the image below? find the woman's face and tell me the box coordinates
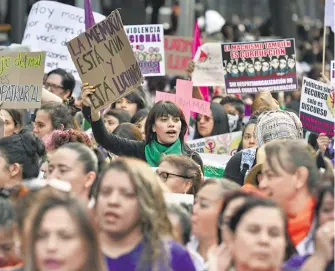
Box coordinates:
[271,58,279,69]
[0,226,21,268]
[192,184,223,239]
[238,62,245,73]
[247,64,255,74]
[230,207,286,271]
[0,110,19,137]
[47,148,93,198]
[96,169,140,238]
[220,197,246,242]
[254,61,262,72]
[197,113,214,138]
[33,110,54,138]
[262,62,270,72]
[318,192,334,227]
[35,207,86,271]
[157,161,192,194]
[259,159,298,212]
[279,59,287,70]
[231,65,238,75]
[242,124,257,149]
[227,62,232,72]
[153,115,182,144]
[103,115,120,133]
[288,58,295,69]
[115,98,138,117]
[135,117,147,140]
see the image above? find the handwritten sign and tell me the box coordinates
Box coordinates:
[299,77,334,136]
[164,36,193,77]
[155,79,211,127]
[331,60,335,83]
[221,39,297,94]
[22,1,105,81]
[0,52,45,109]
[125,24,165,76]
[192,43,226,86]
[187,131,242,155]
[67,10,143,111]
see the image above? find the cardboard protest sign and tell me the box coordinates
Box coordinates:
[22,1,105,80]
[164,36,193,77]
[299,77,334,136]
[155,79,211,129]
[125,24,165,76]
[331,61,335,83]
[221,39,297,94]
[192,43,226,86]
[187,131,242,155]
[67,10,143,111]
[0,52,45,109]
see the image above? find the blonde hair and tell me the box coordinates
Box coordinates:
[96,158,173,271]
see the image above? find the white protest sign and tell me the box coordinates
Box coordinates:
[299,77,334,137]
[331,60,335,83]
[192,43,226,87]
[21,1,105,81]
[164,193,194,205]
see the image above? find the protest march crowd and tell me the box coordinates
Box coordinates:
[0,0,334,271]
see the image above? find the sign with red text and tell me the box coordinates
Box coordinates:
[164,36,193,77]
[221,39,297,94]
[67,10,143,111]
[299,77,334,136]
[125,24,165,76]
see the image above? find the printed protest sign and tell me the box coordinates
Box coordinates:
[192,43,226,86]
[164,36,193,77]
[125,24,165,76]
[221,39,297,94]
[22,1,105,81]
[67,10,143,111]
[331,61,335,83]
[299,77,334,136]
[187,131,242,155]
[155,79,211,129]
[0,52,45,109]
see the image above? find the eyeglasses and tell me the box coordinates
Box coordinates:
[44,82,64,90]
[157,171,191,182]
[196,115,213,122]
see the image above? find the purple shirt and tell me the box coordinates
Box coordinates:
[105,240,196,271]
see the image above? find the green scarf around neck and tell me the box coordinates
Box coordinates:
[145,139,182,167]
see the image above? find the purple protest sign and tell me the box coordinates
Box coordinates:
[221,38,298,94]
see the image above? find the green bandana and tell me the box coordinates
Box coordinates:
[145,139,182,167]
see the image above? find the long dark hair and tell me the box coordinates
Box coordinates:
[145,101,188,144]
[193,102,229,139]
[237,119,257,151]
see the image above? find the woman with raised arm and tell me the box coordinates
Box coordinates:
[81,85,203,168]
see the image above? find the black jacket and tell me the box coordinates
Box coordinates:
[82,106,203,169]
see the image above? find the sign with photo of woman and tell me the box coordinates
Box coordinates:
[221,38,298,94]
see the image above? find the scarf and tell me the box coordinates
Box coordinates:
[287,197,315,246]
[145,139,182,167]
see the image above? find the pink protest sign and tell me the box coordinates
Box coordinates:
[155,79,211,127]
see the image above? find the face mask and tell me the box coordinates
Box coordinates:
[228,114,239,132]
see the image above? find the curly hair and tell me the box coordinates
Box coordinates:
[42,129,93,151]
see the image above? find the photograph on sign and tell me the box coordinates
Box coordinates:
[0,52,45,109]
[22,0,105,80]
[125,24,165,77]
[221,39,297,94]
[67,10,143,111]
[299,77,334,137]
